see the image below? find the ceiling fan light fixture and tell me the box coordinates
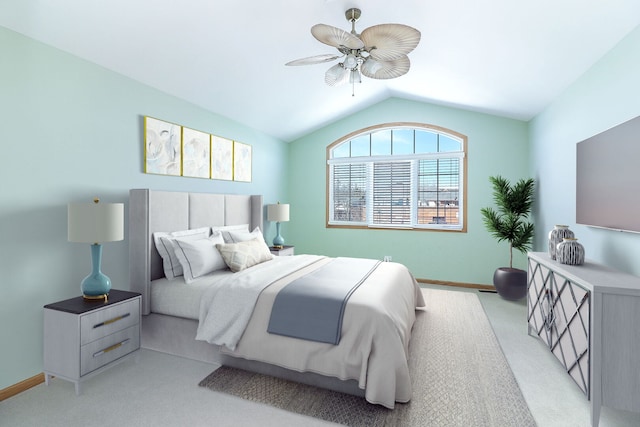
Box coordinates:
[349,69,361,84]
[343,54,358,70]
[325,63,348,87]
[362,59,384,75]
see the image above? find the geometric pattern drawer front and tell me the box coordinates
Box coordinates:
[80,298,140,345]
[527,258,590,397]
[549,276,590,396]
[80,325,140,376]
[527,259,554,347]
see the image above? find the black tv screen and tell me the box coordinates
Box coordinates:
[576,115,640,233]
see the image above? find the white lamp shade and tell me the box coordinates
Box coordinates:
[68,201,124,243]
[267,204,290,222]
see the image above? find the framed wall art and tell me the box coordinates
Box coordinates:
[144,116,181,176]
[211,135,233,181]
[182,127,211,179]
[233,141,252,182]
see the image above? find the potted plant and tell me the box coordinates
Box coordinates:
[480,175,535,300]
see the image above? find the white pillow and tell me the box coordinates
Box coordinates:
[216,238,274,272]
[211,224,249,243]
[153,227,210,280]
[172,233,227,284]
[227,227,263,243]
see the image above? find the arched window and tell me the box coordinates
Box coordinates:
[326,123,467,231]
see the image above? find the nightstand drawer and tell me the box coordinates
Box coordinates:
[80,299,140,345]
[80,325,139,376]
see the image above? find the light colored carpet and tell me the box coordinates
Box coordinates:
[199,288,537,426]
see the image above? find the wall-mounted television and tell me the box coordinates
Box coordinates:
[576,115,640,233]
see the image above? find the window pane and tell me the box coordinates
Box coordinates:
[392,129,414,155]
[328,124,465,231]
[371,130,391,156]
[417,158,460,225]
[332,163,367,222]
[333,142,350,158]
[415,130,438,153]
[350,135,371,157]
[372,161,411,225]
[438,134,462,152]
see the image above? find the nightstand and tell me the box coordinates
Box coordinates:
[43,289,141,395]
[270,245,295,256]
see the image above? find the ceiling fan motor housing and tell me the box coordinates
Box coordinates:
[346,8,361,23]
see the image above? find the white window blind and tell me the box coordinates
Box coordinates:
[417,158,461,226]
[331,163,367,223]
[372,161,412,226]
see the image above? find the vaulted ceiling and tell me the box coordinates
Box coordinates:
[2,1,639,142]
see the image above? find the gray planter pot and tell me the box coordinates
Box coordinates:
[493,267,527,301]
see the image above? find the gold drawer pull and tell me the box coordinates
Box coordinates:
[93,312,130,329]
[93,338,130,358]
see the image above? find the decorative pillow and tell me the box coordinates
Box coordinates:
[153,227,210,280]
[216,237,274,272]
[226,227,263,243]
[172,233,227,283]
[211,224,249,243]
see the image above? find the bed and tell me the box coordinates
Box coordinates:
[129,188,425,408]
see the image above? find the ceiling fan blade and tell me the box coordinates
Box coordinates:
[325,63,349,86]
[311,24,364,50]
[360,24,421,61]
[361,55,410,80]
[285,54,342,66]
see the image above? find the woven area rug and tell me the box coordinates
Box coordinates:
[199,288,537,426]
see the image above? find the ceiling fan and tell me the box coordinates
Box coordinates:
[286,8,421,96]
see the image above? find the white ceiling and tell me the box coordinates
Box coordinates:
[2,0,639,142]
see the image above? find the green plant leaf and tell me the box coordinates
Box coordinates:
[481,175,535,268]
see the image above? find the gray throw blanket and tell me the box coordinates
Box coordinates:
[267,257,381,344]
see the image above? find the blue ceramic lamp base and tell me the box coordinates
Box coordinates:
[272,222,285,248]
[81,244,111,301]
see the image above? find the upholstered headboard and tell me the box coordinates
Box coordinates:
[129,189,263,315]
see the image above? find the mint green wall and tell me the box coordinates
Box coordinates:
[530,25,640,275]
[287,98,530,284]
[0,26,288,389]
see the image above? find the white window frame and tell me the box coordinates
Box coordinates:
[326,123,467,232]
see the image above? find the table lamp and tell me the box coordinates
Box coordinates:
[267,203,290,248]
[68,198,124,300]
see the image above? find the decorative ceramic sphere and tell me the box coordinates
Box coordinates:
[556,237,585,265]
[548,225,574,260]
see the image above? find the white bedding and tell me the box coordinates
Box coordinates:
[151,255,425,408]
[196,255,326,350]
[150,269,233,319]
[200,255,425,408]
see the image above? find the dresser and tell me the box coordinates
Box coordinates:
[43,289,141,394]
[527,252,640,427]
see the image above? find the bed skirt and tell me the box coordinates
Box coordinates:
[141,313,365,397]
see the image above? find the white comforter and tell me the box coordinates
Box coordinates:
[197,255,425,409]
[196,255,325,350]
